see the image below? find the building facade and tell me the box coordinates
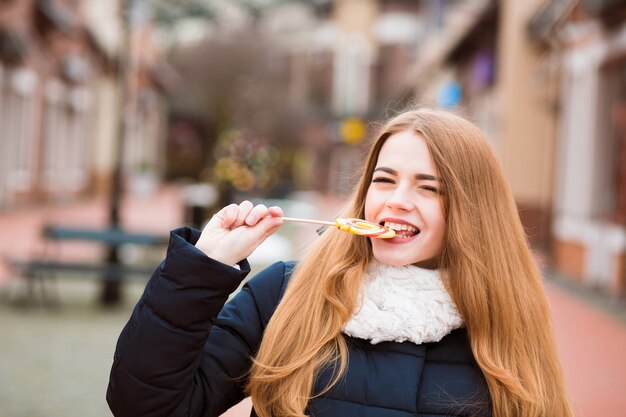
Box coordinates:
[533,0,626,296]
[0,0,167,210]
[265,0,425,194]
[406,0,559,252]
[403,0,626,297]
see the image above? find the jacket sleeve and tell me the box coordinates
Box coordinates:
[106,227,289,417]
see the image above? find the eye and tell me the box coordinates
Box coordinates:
[420,185,440,194]
[372,177,395,184]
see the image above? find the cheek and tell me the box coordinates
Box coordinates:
[425,202,446,235]
[432,210,447,245]
[435,218,446,244]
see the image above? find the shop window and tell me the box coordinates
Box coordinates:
[308,50,332,109]
[610,63,626,223]
[2,68,39,198]
[332,35,372,116]
[66,86,93,191]
[42,80,93,197]
[42,79,67,193]
[0,64,6,208]
[599,60,626,224]
[125,89,161,174]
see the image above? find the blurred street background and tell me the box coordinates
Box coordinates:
[0,0,625,416]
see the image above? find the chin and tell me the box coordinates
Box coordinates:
[372,252,416,267]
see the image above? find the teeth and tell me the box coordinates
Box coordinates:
[383,221,417,233]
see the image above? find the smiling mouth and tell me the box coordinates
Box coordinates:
[381,221,420,238]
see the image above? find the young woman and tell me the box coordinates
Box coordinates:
[107,109,573,417]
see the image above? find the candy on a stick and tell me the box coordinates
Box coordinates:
[335,218,396,238]
[281,217,395,239]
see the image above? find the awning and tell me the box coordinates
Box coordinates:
[403,0,497,88]
[0,29,28,65]
[445,1,498,64]
[527,0,576,46]
[582,0,626,26]
[582,0,624,15]
[35,0,80,36]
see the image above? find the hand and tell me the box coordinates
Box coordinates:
[194,201,284,265]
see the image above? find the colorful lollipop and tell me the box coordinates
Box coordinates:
[281,217,395,239]
[335,218,396,238]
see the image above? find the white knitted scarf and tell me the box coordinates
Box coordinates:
[343,261,464,345]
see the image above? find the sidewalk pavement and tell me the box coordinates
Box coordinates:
[0,186,625,417]
[547,281,626,417]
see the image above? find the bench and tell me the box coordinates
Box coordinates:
[8,225,169,306]
[41,225,169,246]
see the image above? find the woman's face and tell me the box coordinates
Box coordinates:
[364,130,446,268]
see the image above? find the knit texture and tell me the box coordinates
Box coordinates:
[343,261,464,345]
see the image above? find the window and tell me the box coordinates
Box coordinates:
[125,89,162,175]
[595,58,626,224]
[332,35,372,116]
[42,79,67,193]
[3,68,38,200]
[42,80,93,197]
[0,64,7,208]
[66,86,93,191]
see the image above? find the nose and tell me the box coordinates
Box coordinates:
[385,186,413,211]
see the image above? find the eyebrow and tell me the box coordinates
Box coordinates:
[373,167,439,181]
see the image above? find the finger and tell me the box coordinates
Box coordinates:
[265,217,283,236]
[268,206,284,218]
[245,204,268,226]
[220,204,240,229]
[208,203,236,228]
[248,216,283,249]
[233,200,254,227]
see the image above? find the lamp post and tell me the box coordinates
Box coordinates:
[100,0,137,305]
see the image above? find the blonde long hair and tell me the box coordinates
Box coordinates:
[246,109,573,417]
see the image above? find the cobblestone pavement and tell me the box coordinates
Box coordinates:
[0,280,145,417]
[0,187,625,417]
[1,276,625,417]
[546,279,626,417]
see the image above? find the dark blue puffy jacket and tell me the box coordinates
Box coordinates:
[107,227,492,417]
